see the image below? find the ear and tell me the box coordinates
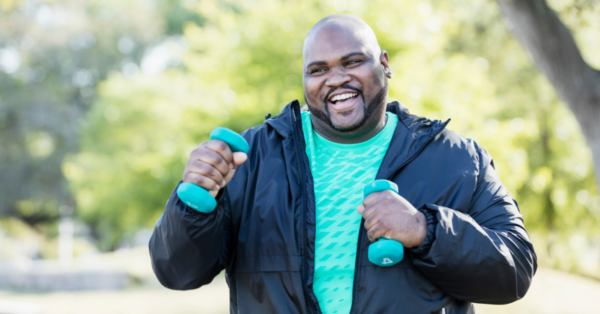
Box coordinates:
[380,50,393,79]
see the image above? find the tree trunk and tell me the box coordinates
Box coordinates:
[496,0,600,184]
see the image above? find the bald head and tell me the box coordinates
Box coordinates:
[303,14,381,63]
[301,14,392,143]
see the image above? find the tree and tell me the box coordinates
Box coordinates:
[0,0,161,225]
[3,0,598,275]
[72,0,600,278]
[496,0,600,184]
[0,0,201,228]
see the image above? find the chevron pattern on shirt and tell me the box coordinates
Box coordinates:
[301,110,398,314]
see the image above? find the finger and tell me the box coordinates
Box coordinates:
[367,223,384,242]
[220,152,248,187]
[196,147,230,177]
[356,205,365,214]
[203,140,233,165]
[183,172,220,191]
[364,211,380,230]
[222,167,237,186]
[360,202,379,221]
[363,192,381,207]
[189,160,225,187]
[232,152,248,168]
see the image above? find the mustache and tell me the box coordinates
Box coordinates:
[323,83,362,102]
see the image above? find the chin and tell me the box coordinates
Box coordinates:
[330,116,364,133]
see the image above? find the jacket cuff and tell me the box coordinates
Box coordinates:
[411,204,439,256]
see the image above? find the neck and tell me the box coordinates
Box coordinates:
[311,111,388,144]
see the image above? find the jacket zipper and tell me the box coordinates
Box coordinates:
[292,104,317,314]
[349,120,449,314]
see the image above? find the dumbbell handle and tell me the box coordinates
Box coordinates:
[363,180,405,267]
[177,127,249,213]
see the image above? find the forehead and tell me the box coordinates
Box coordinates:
[303,24,373,66]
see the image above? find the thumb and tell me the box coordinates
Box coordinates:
[222,152,247,187]
[232,152,248,168]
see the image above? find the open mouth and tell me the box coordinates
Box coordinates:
[327,92,360,111]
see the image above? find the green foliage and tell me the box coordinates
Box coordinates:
[3,0,599,274]
[0,0,209,249]
[71,0,600,274]
[64,72,229,249]
[0,0,164,225]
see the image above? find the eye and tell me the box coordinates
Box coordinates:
[346,60,362,66]
[310,68,326,74]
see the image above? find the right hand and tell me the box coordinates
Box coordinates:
[183,140,248,197]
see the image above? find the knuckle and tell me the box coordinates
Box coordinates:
[222,168,230,179]
[199,176,211,187]
[207,167,218,178]
[368,215,379,227]
[215,140,228,152]
[367,228,377,240]
[184,169,197,179]
[196,163,209,176]
[210,166,223,179]
[193,160,205,171]
[197,148,211,160]
[366,204,378,214]
[189,148,201,158]
[202,152,219,165]
[199,176,216,189]
[216,156,227,168]
[186,172,201,184]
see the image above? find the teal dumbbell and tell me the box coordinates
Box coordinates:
[177,127,249,213]
[363,180,404,267]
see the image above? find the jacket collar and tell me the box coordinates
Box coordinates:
[263,99,299,139]
[377,101,450,179]
[265,100,449,176]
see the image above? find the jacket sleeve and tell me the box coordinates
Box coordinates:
[148,127,258,290]
[148,181,238,290]
[411,144,537,304]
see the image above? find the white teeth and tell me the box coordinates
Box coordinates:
[331,93,357,102]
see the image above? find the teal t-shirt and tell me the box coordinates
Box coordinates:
[301,110,398,314]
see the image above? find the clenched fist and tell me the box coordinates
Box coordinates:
[356,190,427,248]
[183,140,248,197]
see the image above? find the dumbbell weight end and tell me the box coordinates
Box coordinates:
[177,182,217,213]
[368,238,404,266]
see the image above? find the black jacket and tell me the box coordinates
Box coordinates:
[149,101,537,314]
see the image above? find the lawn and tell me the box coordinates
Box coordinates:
[1,247,598,314]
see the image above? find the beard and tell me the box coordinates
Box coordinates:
[305,79,388,133]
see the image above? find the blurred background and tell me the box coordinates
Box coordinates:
[0,0,599,313]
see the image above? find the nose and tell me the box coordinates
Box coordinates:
[325,66,351,88]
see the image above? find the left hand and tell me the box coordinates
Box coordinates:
[356,190,428,248]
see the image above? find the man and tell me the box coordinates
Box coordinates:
[150,14,537,313]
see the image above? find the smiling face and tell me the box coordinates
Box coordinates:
[303,15,391,142]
